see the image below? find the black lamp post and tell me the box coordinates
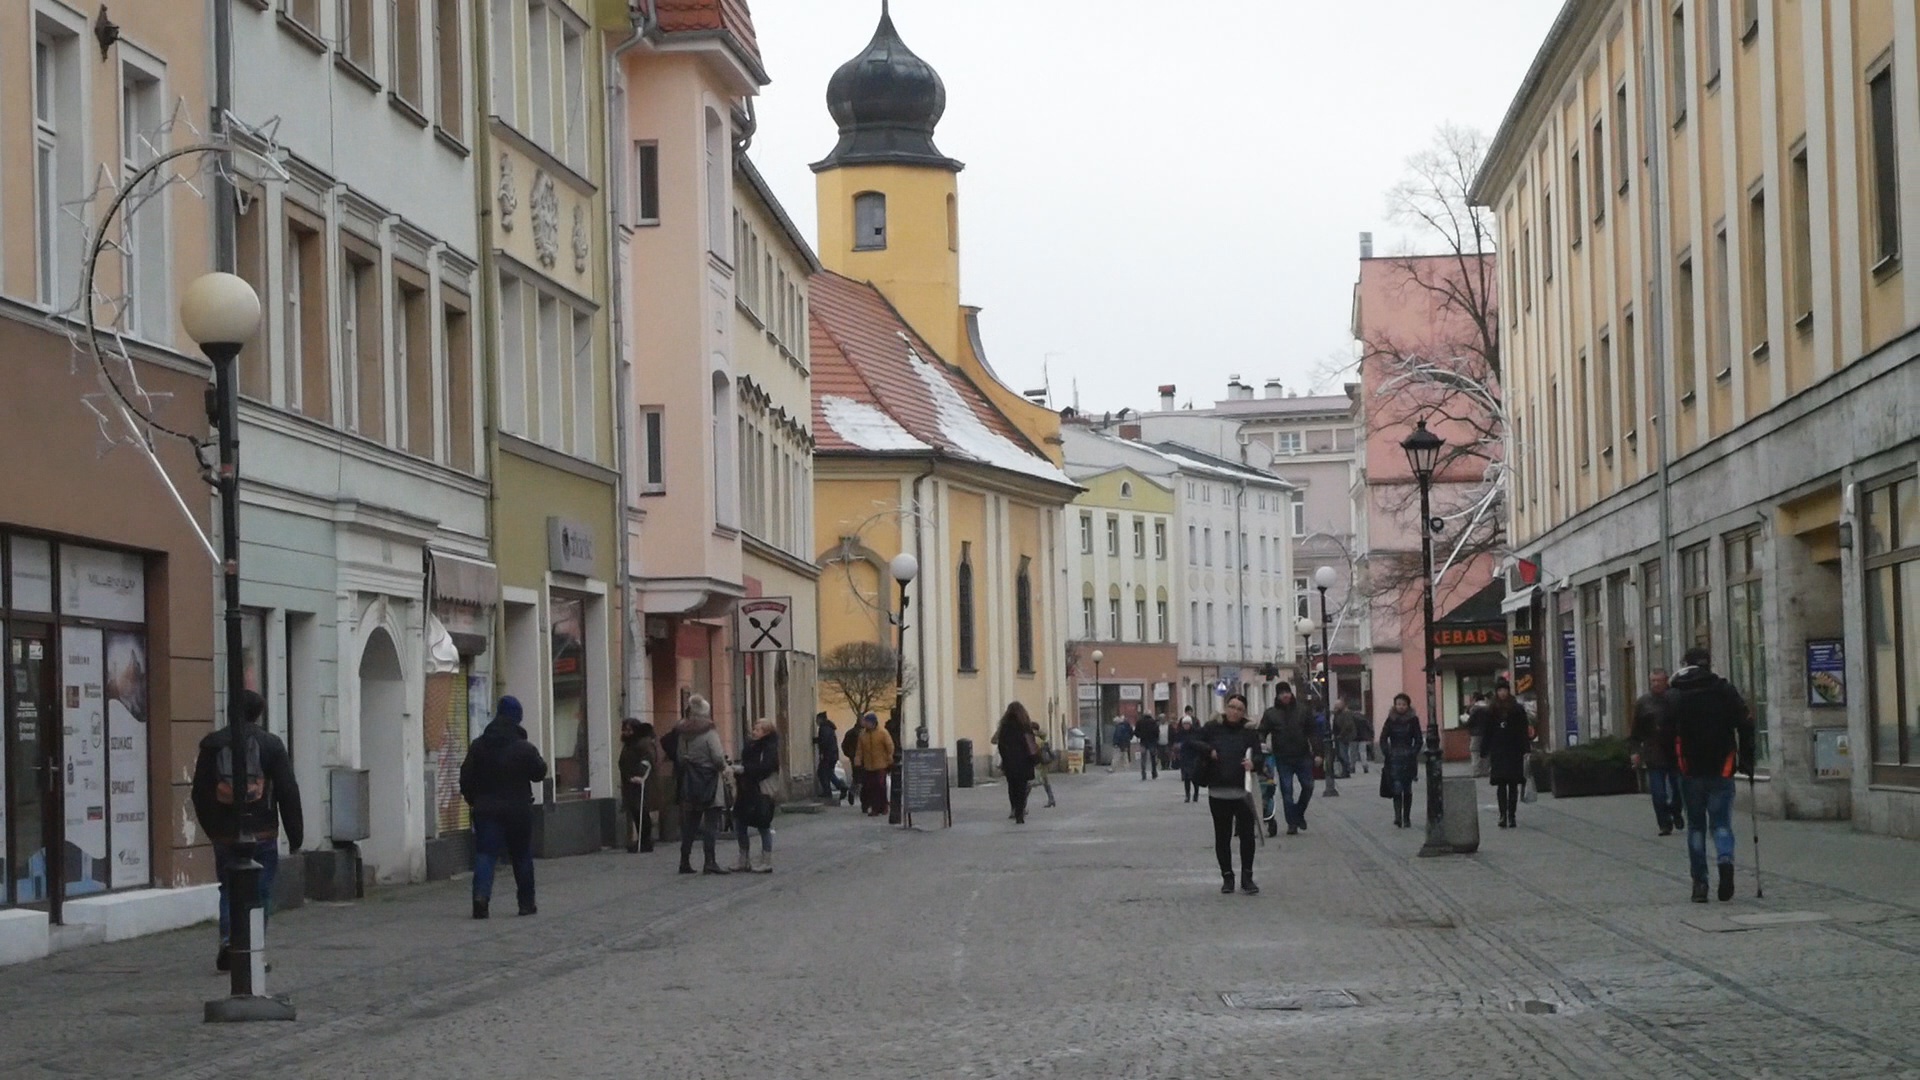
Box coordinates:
[888,553,918,825]
[184,273,292,1022]
[1315,565,1339,796]
[1401,419,1449,856]
[1090,649,1104,768]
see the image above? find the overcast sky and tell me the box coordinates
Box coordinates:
[749,1,1561,416]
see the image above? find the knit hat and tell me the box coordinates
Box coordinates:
[1494,677,1512,691]
[1276,681,1293,694]
[686,694,711,720]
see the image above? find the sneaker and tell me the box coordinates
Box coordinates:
[1691,880,1709,903]
[1717,864,1735,902]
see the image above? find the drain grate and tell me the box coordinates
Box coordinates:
[1508,999,1560,1015]
[1221,989,1361,1011]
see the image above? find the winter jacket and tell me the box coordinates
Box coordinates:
[1193,721,1264,792]
[673,717,729,809]
[460,698,549,818]
[1175,724,1206,777]
[1330,707,1359,743]
[995,722,1038,783]
[734,732,781,828]
[190,722,304,848]
[1662,665,1755,778]
[1477,698,1532,784]
[1257,697,1321,764]
[1379,709,1424,783]
[854,725,896,771]
[1629,691,1675,770]
[1135,715,1161,747]
[815,719,840,763]
[1112,719,1134,747]
[841,725,861,765]
[618,732,657,809]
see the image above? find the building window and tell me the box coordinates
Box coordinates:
[1575,349,1591,468]
[1568,151,1582,241]
[1134,594,1148,641]
[1590,117,1606,222]
[443,295,475,471]
[712,372,735,528]
[1703,0,1722,87]
[1291,496,1306,538]
[1745,186,1769,357]
[571,310,594,460]
[396,273,432,457]
[1867,62,1901,267]
[1277,431,1303,455]
[1541,190,1554,280]
[560,18,586,168]
[1156,598,1169,642]
[1712,223,1732,379]
[1106,516,1120,557]
[1581,583,1606,733]
[1866,475,1920,781]
[1187,525,1197,565]
[33,17,84,307]
[1295,577,1309,621]
[1015,559,1034,673]
[1119,481,1133,499]
[287,215,331,421]
[1189,601,1200,645]
[527,0,554,145]
[1597,332,1614,457]
[1741,0,1759,41]
[854,192,887,251]
[119,57,169,339]
[1788,144,1813,323]
[1108,592,1122,641]
[235,187,271,398]
[1132,516,1145,558]
[1203,528,1213,567]
[392,0,424,108]
[489,0,515,124]
[433,0,463,139]
[1724,530,1769,767]
[1680,542,1712,653]
[1676,253,1697,402]
[337,0,375,73]
[341,245,384,440]
[1206,603,1216,647]
[1224,531,1233,570]
[1079,512,1093,555]
[705,108,727,258]
[498,275,527,434]
[632,141,660,225]
[1669,3,1688,125]
[957,544,976,671]
[1623,309,1639,442]
[1154,521,1167,560]
[1641,559,1665,676]
[1082,593,1096,639]
[1614,82,1631,193]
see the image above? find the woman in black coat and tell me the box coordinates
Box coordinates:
[1378,694,1424,829]
[731,720,780,872]
[995,702,1039,824]
[1479,678,1534,829]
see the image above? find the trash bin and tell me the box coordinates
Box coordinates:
[956,738,975,788]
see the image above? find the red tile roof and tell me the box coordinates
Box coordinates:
[809,272,1071,486]
[656,0,762,70]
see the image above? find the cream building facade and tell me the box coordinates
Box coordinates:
[1475,0,1920,835]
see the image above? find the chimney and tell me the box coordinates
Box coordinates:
[1226,375,1253,401]
[1157,384,1176,411]
[1118,422,1142,441]
[1360,232,1374,259]
[1263,379,1284,399]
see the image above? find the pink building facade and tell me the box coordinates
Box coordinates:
[1351,249,1505,730]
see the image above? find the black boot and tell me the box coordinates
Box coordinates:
[1266,818,1278,838]
[678,855,696,875]
[1717,864,1735,901]
[1220,872,1236,895]
[702,857,731,875]
[1691,879,1709,903]
[472,899,489,920]
[518,902,537,916]
[1240,873,1260,896]
[216,945,231,972]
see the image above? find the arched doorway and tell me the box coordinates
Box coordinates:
[359,629,407,882]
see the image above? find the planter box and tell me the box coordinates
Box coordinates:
[1549,762,1639,798]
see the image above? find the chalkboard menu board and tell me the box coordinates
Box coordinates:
[902,748,950,827]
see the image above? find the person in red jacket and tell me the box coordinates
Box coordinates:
[1659,646,1756,903]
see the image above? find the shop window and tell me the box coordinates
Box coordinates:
[549,594,591,798]
[1681,542,1712,651]
[1866,476,1920,783]
[1724,531,1769,767]
[1641,558,1665,674]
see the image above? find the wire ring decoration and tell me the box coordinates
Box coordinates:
[62,114,289,561]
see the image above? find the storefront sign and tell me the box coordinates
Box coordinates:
[105,632,148,888]
[1510,630,1535,696]
[1806,639,1845,707]
[735,597,793,653]
[902,747,950,827]
[1152,681,1171,702]
[1077,683,1098,702]
[1118,684,1143,702]
[62,546,144,623]
[1430,623,1507,648]
[546,517,597,577]
[1561,629,1579,744]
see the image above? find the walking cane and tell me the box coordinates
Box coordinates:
[1746,769,1763,899]
[1245,752,1267,848]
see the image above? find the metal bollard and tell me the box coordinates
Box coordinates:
[204,842,296,1023]
[956,739,974,788]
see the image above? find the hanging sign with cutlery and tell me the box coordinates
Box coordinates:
[735,597,794,653]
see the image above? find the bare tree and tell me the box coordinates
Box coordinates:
[819,641,918,721]
[1358,124,1509,612]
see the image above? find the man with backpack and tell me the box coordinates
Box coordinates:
[1659,646,1756,903]
[190,689,303,974]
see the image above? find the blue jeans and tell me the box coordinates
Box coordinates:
[1275,757,1315,829]
[1680,776,1736,884]
[473,810,536,910]
[1647,767,1683,831]
[215,841,280,945]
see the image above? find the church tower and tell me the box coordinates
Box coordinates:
[813,2,966,364]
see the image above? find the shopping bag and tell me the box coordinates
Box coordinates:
[1520,775,1538,803]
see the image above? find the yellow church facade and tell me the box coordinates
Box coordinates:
[808,7,1077,755]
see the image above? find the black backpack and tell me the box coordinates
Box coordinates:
[214,732,269,809]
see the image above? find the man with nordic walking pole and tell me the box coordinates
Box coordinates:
[1660,645,1757,903]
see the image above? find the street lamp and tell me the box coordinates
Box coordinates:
[183,273,289,1021]
[1294,616,1315,690]
[1315,564,1339,796]
[888,552,918,825]
[1401,418,1449,856]
[1090,649,1105,768]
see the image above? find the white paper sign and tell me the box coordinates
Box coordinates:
[62,628,110,896]
[106,631,149,888]
[62,547,145,624]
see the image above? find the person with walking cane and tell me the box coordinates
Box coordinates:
[1660,646,1756,903]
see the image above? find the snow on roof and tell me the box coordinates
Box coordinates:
[1150,446,1296,488]
[907,349,1075,485]
[819,395,931,453]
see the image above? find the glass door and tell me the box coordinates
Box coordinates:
[8,624,61,918]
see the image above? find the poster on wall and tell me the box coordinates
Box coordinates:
[105,632,149,889]
[1806,639,1846,708]
[1560,629,1579,745]
[61,546,144,623]
[62,628,110,896]
[1510,630,1535,697]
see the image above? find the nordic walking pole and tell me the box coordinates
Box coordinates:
[1747,769,1763,899]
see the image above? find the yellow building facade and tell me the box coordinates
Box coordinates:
[809,8,1076,757]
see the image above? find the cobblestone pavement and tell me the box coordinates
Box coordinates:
[3,773,1918,1079]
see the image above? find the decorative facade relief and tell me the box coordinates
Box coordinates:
[496,153,517,231]
[531,171,559,268]
[572,204,590,274]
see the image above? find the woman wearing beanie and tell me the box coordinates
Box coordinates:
[1479,678,1534,828]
